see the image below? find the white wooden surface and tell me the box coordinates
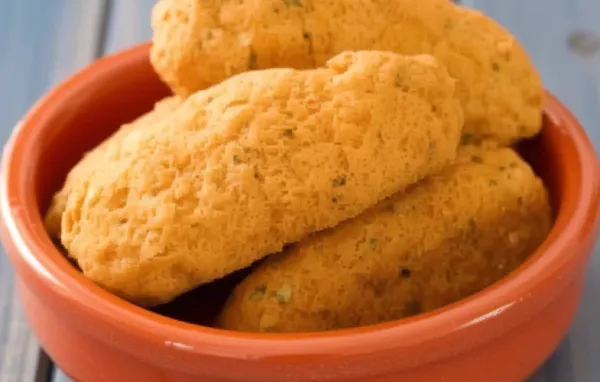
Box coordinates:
[0,0,598,381]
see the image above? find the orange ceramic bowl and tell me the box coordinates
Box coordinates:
[1,43,599,382]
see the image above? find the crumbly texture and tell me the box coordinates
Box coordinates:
[59,51,463,306]
[151,0,543,145]
[45,97,183,239]
[217,147,553,333]
[44,96,183,239]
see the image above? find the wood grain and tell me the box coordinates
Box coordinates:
[103,0,156,54]
[0,1,106,381]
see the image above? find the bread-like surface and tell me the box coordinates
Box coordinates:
[59,51,463,306]
[44,96,183,239]
[217,147,552,333]
[151,0,542,145]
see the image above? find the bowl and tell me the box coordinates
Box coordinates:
[1,43,599,382]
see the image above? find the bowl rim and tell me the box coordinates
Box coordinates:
[2,43,600,363]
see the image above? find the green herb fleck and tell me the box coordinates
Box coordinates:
[492,62,500,71]
[233,155,241,164]
[429,140,436,150]
[471,155,484,164]
[283,0,302,6]
[249,285,267,301]
[369,238,379,250]
[248,49,258,70]
[460,133,475,145]
[274,286,292,304]
[283,128,294,137]
[332,174,347,187]
[400,268,412,278]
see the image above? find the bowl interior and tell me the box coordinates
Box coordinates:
[35,55,171,215]
[16,45,579,333]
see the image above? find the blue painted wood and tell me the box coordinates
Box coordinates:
[0,1,106,381]
[53,0,600,381]
[103,0,156,55]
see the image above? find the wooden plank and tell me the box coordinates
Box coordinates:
[0,1,106,381]
[464,0,600,381]
[50,2,154,381]
[102,0,156,55]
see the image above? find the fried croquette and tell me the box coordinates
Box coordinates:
[44,96,183,239]
[151,0,543,145]
[58,51,463,306]
[217,147,553,333]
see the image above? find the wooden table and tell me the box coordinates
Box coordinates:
[0,1,598,381]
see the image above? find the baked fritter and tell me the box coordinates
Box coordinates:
[44,96,183,239]
[59,51,463,306]
[217,147,552,333]
[151,0,542,145]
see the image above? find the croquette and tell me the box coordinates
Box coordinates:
[217,147,553,333]
[44,96,183,239]
[151,0,543,145]
[58,51,463,306]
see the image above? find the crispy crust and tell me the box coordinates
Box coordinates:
[58,51,462,306]
[217,147,552,333]
[151,0,543,145]
[44,96,183,239]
